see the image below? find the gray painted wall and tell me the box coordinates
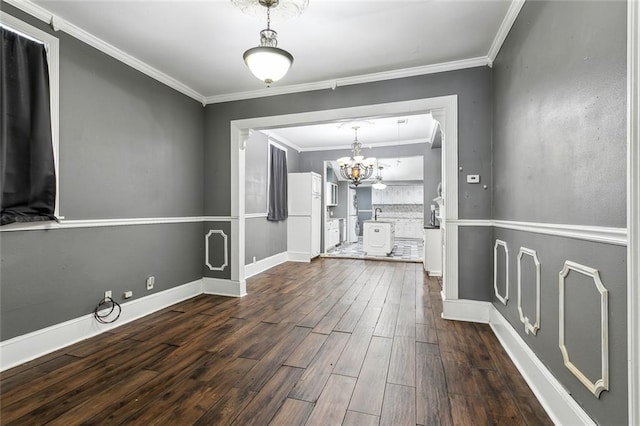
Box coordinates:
[1,223,204,340]
[245,132,269,215]
[203,221,232,280]
[245,218,287,265]
[203,67,493,300]
[243,131,299,264]
[329,181,350,219]
[493,228,627,424]
[458,226,493,301]
[491,1,628,423]
[1,4,206,340]
[58,26,204,219]
[492,1,626,227]
[204,66,492,220]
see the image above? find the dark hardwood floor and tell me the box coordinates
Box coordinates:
[0,258,552,425]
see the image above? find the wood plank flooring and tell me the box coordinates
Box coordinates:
[0,258,552,425]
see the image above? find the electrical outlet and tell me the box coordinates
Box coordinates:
[104,290,112,299]
[124,290,133,299]
[146,276,155,290]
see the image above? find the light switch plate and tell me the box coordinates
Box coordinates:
[467,174,480,184]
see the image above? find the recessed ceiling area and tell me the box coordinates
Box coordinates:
[267,113,437,151]
[26,0,513,101]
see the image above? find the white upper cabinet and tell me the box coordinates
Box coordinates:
[372,185,423,205]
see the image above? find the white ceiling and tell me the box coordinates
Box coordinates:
[266,113,437,151]
[13,0,513,182]
[27,0,514,102]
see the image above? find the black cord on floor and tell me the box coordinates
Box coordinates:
[94,296,121,324]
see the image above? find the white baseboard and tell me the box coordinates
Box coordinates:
[441,298,595,424]
[428,270,442,277]
[202,277,247,297]
[489,306,595,426]
[0,279,203,372]
[287,251,312,262]
[441,298,492,323]
[244,252,288,278]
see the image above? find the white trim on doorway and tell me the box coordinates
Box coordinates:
[627,0,639,423]
[230,96,460,302]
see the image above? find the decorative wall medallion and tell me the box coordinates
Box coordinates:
[205,229,228,271]
[559,261,609,397]
[494,239,509,305]
[517,247,541,335]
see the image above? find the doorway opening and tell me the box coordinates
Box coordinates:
[230,96,459,300]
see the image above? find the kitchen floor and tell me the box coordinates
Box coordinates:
[325,237,423,262]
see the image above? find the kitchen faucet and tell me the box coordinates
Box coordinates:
[374,208,382,221]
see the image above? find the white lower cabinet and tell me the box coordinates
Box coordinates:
[325,219,340,250]
[424,228,443,276]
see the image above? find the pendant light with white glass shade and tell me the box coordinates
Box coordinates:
[236,0,301,87]
[372,164,387,190]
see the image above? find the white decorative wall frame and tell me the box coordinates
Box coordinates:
[559,261,609,397]
[205,229,228,271]
[517,247,541,335]
[494,239,509,305]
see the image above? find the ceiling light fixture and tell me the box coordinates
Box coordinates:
[372,164,387,190]
[337,126,376,187]
[241,0,294,87]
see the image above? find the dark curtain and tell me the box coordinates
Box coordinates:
[1,28,56,226]
[267,145,288,221]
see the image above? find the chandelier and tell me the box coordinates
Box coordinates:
[372,164,387,190]
[239,0,296,87]
[337,126,376,187]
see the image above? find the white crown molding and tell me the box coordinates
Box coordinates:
[298,138,430,153]
[0,216,233,232]
[3,0,206,104]
[494,239,510,305]
[487,0,526,66]
[627,0,640,423]
[205,229,229,272]
[449,219,627,246]
[0,279,203,372]
[559,261,609,398]
[262,131,302,153]
[517,247,541,335]
[6,0,490,106]
[205,57,489,104]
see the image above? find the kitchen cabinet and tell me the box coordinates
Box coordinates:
[287,172,322,262]
[326,182,338,206]
[372,185,423,205]
[325,219,340,249]
[424,228,442,276]
[363,221,395,256]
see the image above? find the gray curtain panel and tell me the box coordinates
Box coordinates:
[1,28,56,226]
[267,145,288,221]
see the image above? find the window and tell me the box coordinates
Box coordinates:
[1,12,60,225]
